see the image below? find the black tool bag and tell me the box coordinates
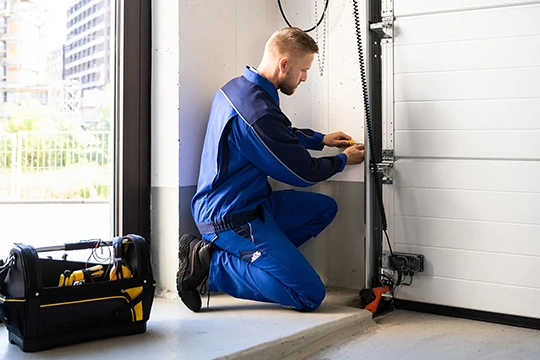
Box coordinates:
[0,234,156,352]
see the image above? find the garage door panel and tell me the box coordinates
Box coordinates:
[395,275,540,318]
[395,4,540,46]
[395,36,540,74]
[395,68,540,102]
[395,131,540,159]
[395,0,540,17]
[396,160,540,193]
[395,216,540,256]
[392,0,540,318]
[395,188,540,225]
[394,245,540,289]
[395,99,540,131]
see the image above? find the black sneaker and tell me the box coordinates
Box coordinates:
[176,234,214,312]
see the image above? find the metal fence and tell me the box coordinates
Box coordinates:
[0,131,111,201]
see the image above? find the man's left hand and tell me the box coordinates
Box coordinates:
[322,131,352,148]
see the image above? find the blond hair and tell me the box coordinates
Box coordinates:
[266,27,319,58]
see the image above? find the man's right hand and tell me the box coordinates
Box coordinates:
[343,144,365,165]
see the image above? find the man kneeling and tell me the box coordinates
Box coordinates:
[177,27,365,312]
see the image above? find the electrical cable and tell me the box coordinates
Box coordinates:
[395,269,402,287]
[383,229,394,256]
[401,274,414,286]
[377,273,395,298]
[277,0,330,33]
[85,239,113,278]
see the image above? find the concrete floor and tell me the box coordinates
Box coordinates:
[307,309,540,360]
[0,288,372,360]
[1,289,539,360]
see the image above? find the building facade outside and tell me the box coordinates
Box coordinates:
[65,0,112,94]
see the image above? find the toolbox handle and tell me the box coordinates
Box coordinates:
[34,239,117,253]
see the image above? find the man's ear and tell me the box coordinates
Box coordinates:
[278,58,288,73]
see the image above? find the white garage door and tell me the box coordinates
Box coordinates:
[389,0,540,318]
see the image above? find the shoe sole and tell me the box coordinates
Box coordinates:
[176,233,192,295]
[177,234,202,312]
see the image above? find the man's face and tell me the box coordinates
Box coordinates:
[278,52,314,96]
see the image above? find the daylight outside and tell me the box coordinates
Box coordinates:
[0,0,115,256]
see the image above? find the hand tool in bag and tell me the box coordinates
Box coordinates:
[70,265,104,285]
[58,265,104,287]
[58,270,73,287]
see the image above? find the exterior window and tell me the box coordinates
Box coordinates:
[0,0,150,250]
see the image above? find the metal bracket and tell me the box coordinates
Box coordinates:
[369,10,394,39]
[372,149,394,185]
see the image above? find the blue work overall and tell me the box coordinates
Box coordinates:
[192,67,347,311]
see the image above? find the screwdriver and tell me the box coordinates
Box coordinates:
[70,265,104,284]
[58,265,104,287]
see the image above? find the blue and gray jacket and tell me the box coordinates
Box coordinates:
[192,66,347,232]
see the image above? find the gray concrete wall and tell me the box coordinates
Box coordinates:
[272,181,365,290]
[315,181,365,290]
[178,186,198,237]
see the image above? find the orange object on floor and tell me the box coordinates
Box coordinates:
[365,286,390,314]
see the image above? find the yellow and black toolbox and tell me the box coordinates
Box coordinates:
[0,234,156,352]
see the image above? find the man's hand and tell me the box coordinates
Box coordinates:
[322,131,352,148]
[343,143,365,165]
